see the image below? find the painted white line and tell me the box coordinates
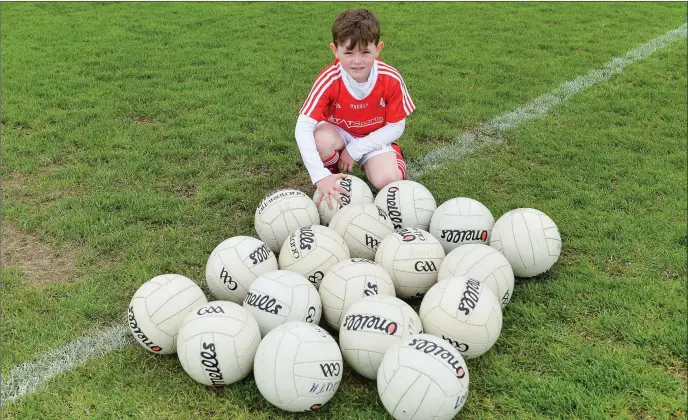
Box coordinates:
[1,323,130,405]
[1,23,686,406]
[407,23,687,180]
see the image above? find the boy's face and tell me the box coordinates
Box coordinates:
[330,40,384,83]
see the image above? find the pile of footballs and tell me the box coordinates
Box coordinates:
[128,175,561,420]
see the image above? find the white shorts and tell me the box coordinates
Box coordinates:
[316,121,396,168]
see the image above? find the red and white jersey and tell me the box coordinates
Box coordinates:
[299,59,415,137]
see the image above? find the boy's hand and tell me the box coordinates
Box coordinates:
[338,149,355,173]
[315,173,350,211]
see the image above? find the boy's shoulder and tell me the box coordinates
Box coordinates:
[376,59,409,86]
[312,59,342,78]
[375,58,403,74]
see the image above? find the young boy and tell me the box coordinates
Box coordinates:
[295,8,415,211]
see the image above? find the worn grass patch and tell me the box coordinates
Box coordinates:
[1,224,77,286]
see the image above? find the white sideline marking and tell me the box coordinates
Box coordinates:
[1,23,686,406]
[407,23,687,180]
[1,323,130,405]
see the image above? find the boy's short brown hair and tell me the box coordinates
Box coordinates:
[332,8,380,50]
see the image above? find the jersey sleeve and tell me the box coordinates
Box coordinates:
[298,65,340,121]
[383,71,415,124]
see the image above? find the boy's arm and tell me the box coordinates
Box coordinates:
[295,114,332,184]
[345,119,406,161]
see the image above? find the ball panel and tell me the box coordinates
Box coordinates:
[313,175,374,225]
[320,258,394,330]
[330,203,395,260]
[254,323,342,412]
[375,181,437,231]
[379,365,422,420]
[491,208,561,277]
[398,336,469,391]
[146,275,199,316]
[129,275,208,355]
[255,190,320,254]
[438,244,515,308]
[244,271,321,337]
[278,225,350,289]
[430,198,495,253]
[378,335,469,420]
[176,302,261,386]
[390,371,435,420]
[420,277,502,359]
[253,328,283,402]
[129,296,175,354]
[206,236,278,303]
[376,229,445,299]
[339,295,421,379]
[133,276,169,297]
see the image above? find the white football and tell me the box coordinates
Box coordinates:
[328,203,395,260]
[419,276,502,359]
[378,334,470,420]
[177,301,261,387]
[490,208,562,277]
[242,270,321,337]
[374,180,437,231]
[128,274,207,354]
[429,197,495,254]
[319,258,396,330]
[278,225,350,289]
[254,322,343,412]
[313,174,374,225]
[205,236,278,303]
[438,244,514,307]
[375,228,446,300]
[339,295,422,379]
[254,189,320,254]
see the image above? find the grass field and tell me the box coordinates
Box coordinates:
[2,2,686,418]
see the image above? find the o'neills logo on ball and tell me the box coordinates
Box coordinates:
[399,228,426,242]
[385,187,403,229]
[249,244,271,265]
[362,281,378,297]
[201,342,225,387]
[299,227,315,251]
[339,177,352,206]
[458,278,482,315]
[128,306,162,352]
[407,338,466,378]
[440,229,489,244]
[342,314,398,335]
[244,291,282,315]
[257,190,304,215]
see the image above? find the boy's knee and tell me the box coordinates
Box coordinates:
[314,124,342,158]
[370,168,403,190]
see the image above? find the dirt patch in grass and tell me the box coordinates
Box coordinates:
[1,223,77,286]
[666,358,688,384]
[600,254,633,277]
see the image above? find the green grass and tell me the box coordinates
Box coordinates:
[2,2,686,418]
